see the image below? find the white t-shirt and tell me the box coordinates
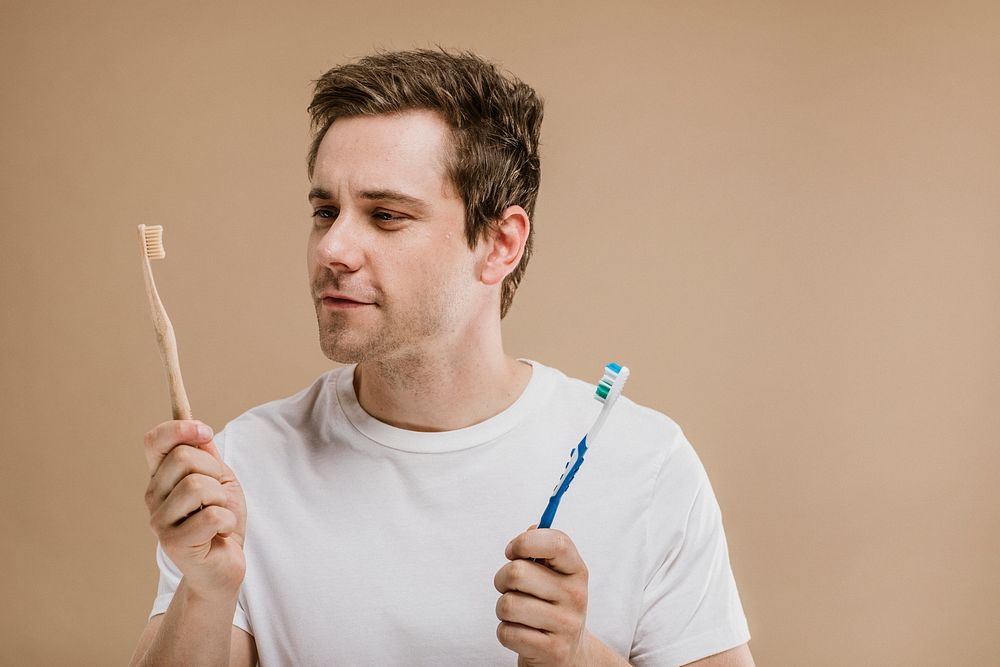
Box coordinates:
[150,359,750,666]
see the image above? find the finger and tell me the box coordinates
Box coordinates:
[143,420,216,475]
[145,445,225,510]
[149,473,228,533]
[496,620,549,659]
[493,558,565,603]
[506,528,588,576]
[162,505,238,551]
[496,591,567,633]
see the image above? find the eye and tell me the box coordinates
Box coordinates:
[312,208,338,226]
[373,210,406,225]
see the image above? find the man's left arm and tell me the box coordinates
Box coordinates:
[681,643,754,666]
[584,636,754,667]
[493,526,754,667]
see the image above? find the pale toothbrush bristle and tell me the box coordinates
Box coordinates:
[143,225,165,259]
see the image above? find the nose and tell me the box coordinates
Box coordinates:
[313,209,365,273]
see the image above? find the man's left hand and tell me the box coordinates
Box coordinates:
[494,524,594,667]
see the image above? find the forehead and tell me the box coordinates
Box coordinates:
[312,110,457,200]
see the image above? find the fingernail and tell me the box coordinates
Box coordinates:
[197,424,213,440]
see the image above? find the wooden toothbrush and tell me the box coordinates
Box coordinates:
[137,224,192,420]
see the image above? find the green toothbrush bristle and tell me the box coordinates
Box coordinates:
[596,383,611,400]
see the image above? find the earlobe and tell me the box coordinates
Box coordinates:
[480,206,530,286]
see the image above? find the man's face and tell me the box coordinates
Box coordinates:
[307,110,485,365]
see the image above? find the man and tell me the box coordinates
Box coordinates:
[130,49,754,666]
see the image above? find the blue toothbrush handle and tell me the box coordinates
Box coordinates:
[537,435,589,529]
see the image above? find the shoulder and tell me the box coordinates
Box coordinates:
[535,360,703,491]
[539,360,691,457]
[610,394,709,521]
[213,367,345,460]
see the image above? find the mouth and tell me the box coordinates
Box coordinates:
[318,292,375,310]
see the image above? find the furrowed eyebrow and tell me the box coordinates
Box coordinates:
[359,189,430,213]
[308,187,333,202]
[307,187,429,214]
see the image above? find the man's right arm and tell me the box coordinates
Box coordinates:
[129,585,257,666]
[129,420,256,666]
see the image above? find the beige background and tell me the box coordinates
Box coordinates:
[2,1,998,664]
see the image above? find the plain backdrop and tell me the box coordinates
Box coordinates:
[2,1,998,664]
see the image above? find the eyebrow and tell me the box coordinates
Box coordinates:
[308,187,430,213]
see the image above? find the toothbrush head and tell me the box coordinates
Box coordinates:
[138,224,165,260]
[595,362,630,404]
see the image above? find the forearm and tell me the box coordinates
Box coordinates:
[584,631,632,666]
[131,577,239,667]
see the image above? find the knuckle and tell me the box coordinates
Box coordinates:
[204,504,226,521]
[197,504,219,524]
[148,512,165,537]
[143,484,156,509]
[177,472,204,495]
[204,505,232,530]
[496,622,515,647]
[509,559,528,581]
[496,593,515,618]
[171,445,197,470]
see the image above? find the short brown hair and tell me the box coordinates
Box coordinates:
[307,48,543,319]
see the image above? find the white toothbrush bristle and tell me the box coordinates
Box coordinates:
[594,363,629,403]
[143,225,165,260]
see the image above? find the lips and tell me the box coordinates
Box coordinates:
[319,292,375,308]
[319,292,372,304]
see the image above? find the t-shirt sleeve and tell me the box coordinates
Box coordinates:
[629,429,751,666]
[147,429,252,636]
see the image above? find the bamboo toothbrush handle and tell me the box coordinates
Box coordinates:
[158,315,193,421]
[140,252,192,421]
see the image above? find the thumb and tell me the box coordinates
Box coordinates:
[187,421,223,462]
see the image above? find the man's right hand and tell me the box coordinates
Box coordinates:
[143,420,248,599]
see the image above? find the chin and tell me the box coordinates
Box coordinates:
[318,330,384,365]
[315,313,361,363]
[319,339,363,364]
[315,313,407,365]
[324,351,366,365]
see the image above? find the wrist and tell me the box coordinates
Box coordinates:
[580,630,631,666]
[178,575,242,608]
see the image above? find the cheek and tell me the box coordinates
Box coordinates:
[434,254,479,310]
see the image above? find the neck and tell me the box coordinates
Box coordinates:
[352,344,532,433]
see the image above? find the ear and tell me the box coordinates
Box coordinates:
[479,205,530,286]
